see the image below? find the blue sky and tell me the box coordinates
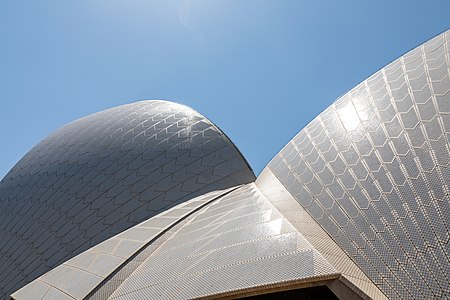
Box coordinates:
[1,0,449,179]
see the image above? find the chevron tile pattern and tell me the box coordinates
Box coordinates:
[269,31,450,298]
[0,100,255,297]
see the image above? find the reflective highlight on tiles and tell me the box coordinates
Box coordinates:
[269,31,450,299]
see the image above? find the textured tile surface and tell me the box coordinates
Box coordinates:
[256,168,387,300]
[105,184,339,300]
[0,100,255,298]
[12,187,238,300]
[268,30,450,299]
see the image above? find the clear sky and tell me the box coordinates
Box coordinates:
[1,0,449,179]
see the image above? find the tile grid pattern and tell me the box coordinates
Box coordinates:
[0,100,255,298]
[106,184,339,300]
[256,168,387,300]
[269,31,450,299]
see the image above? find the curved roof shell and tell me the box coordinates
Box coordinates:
[0,100,255,297]
[267,30,450,299]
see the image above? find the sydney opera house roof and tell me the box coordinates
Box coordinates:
[1,29,450,299]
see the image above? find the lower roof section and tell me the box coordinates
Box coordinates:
[106,183,338,299]
[13,183,342,300]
